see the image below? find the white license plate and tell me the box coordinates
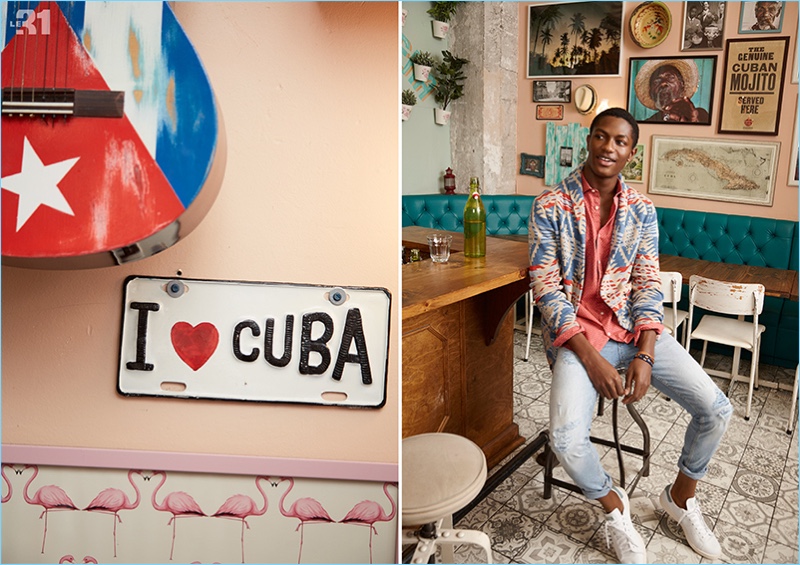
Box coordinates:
[118,276,391,408]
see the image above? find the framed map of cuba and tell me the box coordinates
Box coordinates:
[649,136,779,206]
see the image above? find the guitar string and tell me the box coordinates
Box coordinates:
[53,0,59,94]
[31,1,42,107]
[9,2,20,102]
[42,0,50,93]
[64,1,70,98]
[19,0,30,99]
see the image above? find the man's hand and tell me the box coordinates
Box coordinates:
[566,333,625,400]
[663,97,700,122]
[623,359,651,404]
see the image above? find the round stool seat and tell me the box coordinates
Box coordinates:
[402,433,487,526]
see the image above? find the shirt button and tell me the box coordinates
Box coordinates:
[594,205,599,210]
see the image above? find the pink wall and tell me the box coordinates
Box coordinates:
[2,3,399,465]
[516,1,799,221]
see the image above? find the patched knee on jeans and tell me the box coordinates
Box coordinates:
[552,420,578,453]
[713,388,733,419]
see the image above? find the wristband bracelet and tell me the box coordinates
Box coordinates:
[634,352,654,367]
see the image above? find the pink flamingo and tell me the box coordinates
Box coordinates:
[339,482,397,563]
[276,477,335,564]
[211,475,271,563]
[58,555,96,564]
[2,464,13,503]
[83,469,143,557]
[22,464,79,553]
[150,470,207,560]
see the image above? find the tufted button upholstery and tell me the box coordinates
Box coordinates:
[402,194,535,236]
[657,208,797,270]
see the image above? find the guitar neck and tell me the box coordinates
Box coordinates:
[2,88,124,117]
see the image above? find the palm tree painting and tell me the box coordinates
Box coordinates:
[527,1,622,77]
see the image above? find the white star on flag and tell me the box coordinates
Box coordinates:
[2,137,80,232]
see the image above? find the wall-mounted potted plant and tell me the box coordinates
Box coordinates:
[427,2,461,38]
[409,51,435,82]
[432,50,468,125]
[402,89,417,122]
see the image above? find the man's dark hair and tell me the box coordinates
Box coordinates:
[590,107,639,147]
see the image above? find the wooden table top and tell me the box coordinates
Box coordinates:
[402,227,529,320]
[660,254,799,301]
[401,227,798,316]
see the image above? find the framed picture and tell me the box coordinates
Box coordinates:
[718,37,788,135]
[739,1,784,33]
[681,1,726,51]
[621,144,645,183]
[649,135,779,206]
[559,147,573,167]
[536,104,564,120]
[790,111,798,186]
[533,80,571,102]
[527,1,623,78]
[520,153,545,177]
[545,122,589,186]
[627,56,716,125]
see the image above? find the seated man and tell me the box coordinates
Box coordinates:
[528,107,732,563]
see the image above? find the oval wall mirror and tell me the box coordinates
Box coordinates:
[574,84,597,115]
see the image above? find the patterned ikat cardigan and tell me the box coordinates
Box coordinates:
[528,167,664,367]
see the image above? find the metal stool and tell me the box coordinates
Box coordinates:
[402,433,493,564]
[540,396,651,498]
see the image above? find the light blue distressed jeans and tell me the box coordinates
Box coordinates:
[549,332,732,500]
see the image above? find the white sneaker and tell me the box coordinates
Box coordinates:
[659,484,722,559]
[604,486,647,564]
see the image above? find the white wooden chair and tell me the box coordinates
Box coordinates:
[660,271,689,347]
[685,275,766,420]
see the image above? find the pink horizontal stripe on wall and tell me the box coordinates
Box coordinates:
[2,444,398,482]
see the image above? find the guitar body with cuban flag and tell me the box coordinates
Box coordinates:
[1,1,226,268]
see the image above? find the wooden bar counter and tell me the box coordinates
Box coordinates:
[402,226,530,468]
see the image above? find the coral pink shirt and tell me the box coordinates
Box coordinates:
[553,174,633,351]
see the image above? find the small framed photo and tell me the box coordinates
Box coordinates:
[533,80,571,102]
[621,144,645,183]
[627,56,716,125]
[536,105,564,120]
[739,1,784,33]
[520,153,545,178]
[681,1,726,51]
[559,147,573,168]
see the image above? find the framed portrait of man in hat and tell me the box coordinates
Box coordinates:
[627,56,717,124]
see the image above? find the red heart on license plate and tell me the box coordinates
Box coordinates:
[171,322,219,371]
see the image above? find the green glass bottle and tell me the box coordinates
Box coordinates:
[463,176,486,258]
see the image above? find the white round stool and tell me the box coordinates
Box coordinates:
[402,433,493,563]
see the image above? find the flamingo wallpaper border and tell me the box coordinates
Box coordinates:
[2,459,398,564]
[3,444,398,482]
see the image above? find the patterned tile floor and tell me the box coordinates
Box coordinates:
[452,331,799,564]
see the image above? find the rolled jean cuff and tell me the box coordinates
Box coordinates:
[676,462,708,482]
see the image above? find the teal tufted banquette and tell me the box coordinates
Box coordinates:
[402,194,799,368]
